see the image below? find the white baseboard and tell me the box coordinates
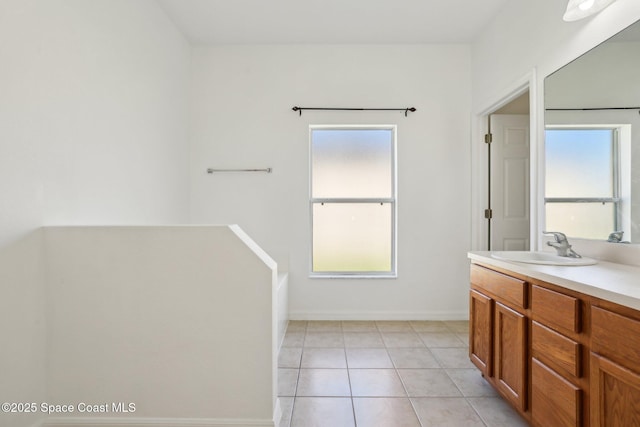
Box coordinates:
[40,417,275,427]
[288,310,469,321]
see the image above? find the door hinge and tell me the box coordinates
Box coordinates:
[484,208,493,219]
[484,133,493,144]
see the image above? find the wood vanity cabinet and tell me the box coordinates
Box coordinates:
[470,264,528,413]
[470,260,640,427]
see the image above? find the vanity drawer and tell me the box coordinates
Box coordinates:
[592,306,640,369]
[532,321,581,378]
[470,264,526,309]
[532,285,580,333]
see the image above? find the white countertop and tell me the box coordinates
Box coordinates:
[469,251,640,311]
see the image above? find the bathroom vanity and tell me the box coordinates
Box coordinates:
[468,252,640,427]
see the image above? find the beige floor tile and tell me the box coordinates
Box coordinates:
[430,347,477,368]
[353,398,421,427]
[283,331,306,347]
[349,369,407,397]
[411,397,485,427]
[445,369,497,397]
[343,332,385,348]
[409,320,451,332]
[346,348,394,368]
[296,369,351,397]
[282,318,518,427]
[419,331,466,348]
[304,331,344,348]
[388,348,441,368]
[290,397,355,427]
[342,321,378,332]
[287,321,308,333]
[279,368,299,397]
[444,320,470,334]
[279,347,303,368]
[376,320,414,332]
[381,331,425,348]
[398,369,462,397]
[301,348,347,368]
[456,332,470,346]
[467,396,529,426]
[306,321,343,332]
[278,397,294,427]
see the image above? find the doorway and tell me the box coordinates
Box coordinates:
[485,91,531,251]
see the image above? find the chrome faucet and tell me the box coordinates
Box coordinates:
[543,231,582,258]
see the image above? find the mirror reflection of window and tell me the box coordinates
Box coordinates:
[545,128,619,240]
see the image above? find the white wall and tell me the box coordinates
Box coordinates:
[0,2,191,426]
[190,45,471,319]
[43,226,276,426]
[0,231,45,427]
[0,0,191,248]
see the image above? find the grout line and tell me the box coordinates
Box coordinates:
[345,357,357,427]
[465,396,490,427]
[407,397,425,427]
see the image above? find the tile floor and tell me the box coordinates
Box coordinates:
[278,320,528,427]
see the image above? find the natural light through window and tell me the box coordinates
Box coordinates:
[545,128,619,239]
[310,126,396,276]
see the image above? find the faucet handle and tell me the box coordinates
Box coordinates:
[543,231,568,243]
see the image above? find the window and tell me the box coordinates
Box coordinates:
[310,126,396,277]
[545,127,619,239]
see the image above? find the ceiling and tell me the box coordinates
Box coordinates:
[157,0,512,45]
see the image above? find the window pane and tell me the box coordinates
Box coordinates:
[311,129,393,198]
[545,202,615,240]
[312,203,392,273]
[545,129,613,198]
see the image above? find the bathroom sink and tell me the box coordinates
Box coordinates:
[490,251,597,266]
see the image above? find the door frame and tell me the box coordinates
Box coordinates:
[470,69,540,251]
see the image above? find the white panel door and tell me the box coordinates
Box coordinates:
[491,114,530,251]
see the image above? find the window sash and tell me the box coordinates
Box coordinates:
[545,127,618,198]
[310,199,396,276]
[544,200,619,240]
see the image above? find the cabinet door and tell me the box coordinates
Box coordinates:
[532,357,581,427]
[470,290,493,376]
[495,301,527,411]
[591,352,640,426]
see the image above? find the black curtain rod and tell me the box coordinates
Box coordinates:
[546,107,640,111]
[292,106,416,117]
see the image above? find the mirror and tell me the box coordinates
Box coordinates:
[544,20,640,243]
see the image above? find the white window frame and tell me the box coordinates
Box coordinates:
[309,124,398,279]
